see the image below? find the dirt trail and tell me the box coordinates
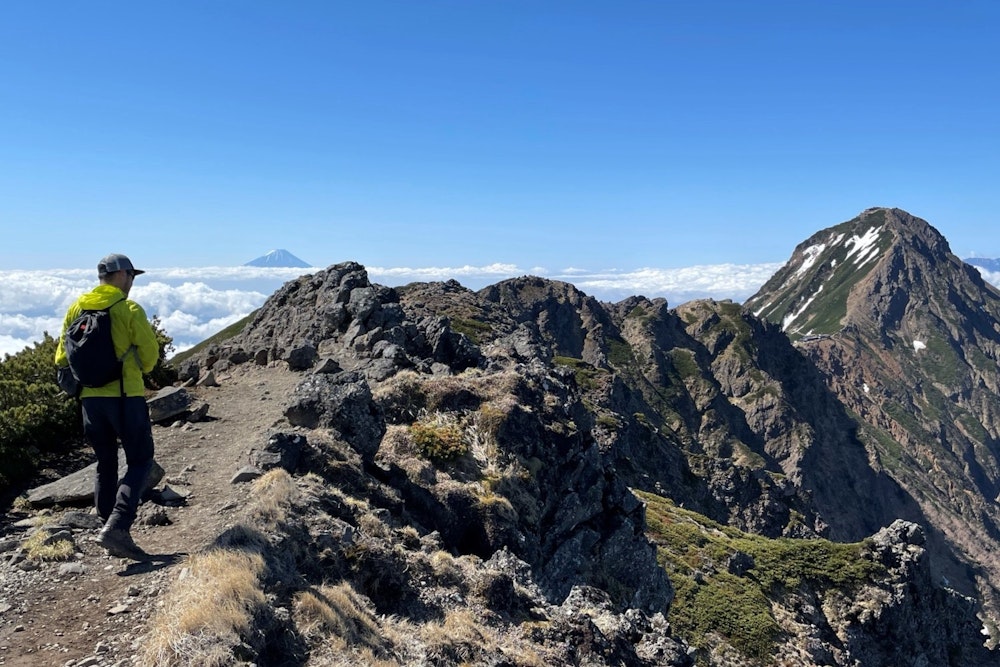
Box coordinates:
[0,363,302,667]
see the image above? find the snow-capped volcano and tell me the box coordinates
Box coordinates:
[244,249,311,268]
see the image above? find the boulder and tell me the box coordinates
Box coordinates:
[346,286,379,323]
[196,370,219,387]
[147,387,193,423]
[57,511,103,529]
[283,371,384,462]
[187,402,211,422]
[231,466,263,484]
[286,343,318,371]
[418,316,482,371]
[312,357,342,375]
[175,360,200,383]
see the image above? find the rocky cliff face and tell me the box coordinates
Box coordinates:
[747,208,1000,624]
[185,231,997,665]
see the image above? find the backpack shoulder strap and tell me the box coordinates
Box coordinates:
[105,296,129,398]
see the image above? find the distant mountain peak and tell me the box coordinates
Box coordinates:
[744,208,965,339]
[244,249,310,268]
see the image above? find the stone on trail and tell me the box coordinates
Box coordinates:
[147,386,193,423]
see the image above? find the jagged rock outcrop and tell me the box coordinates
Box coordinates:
[604,295,914,542]
[206,261,481,380]
[835,520,988,666]
[755,519,993,666]
[284,371,385,463]
[186,263,688,663]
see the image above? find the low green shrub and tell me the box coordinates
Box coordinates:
[636,490,884,664]
[411,416,467,462]
[451,318,492,344]
[552,356,601,390]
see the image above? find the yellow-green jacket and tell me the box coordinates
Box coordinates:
[54,285,159,398]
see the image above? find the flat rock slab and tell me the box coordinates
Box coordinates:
[26,452,165,508]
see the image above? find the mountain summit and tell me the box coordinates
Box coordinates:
[244,249,311,268]
[745,207,992,340]
[748,206,1000,619]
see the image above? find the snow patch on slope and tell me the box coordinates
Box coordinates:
[782,285,824,332]
[796,243,827,277]
[845,226,883,267]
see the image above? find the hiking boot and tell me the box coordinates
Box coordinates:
[97,527,148,561]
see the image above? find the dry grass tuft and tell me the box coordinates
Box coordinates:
[138,550,267,666]
[136,471,302,666]
[248,468,299,524]
[397,525,421,549]
[212,522,268,552]
[464,406,503,475]
[23,530,74,561]
[410,606,551,667]
[11,495,33,513]
[358,510,393,540]
[293,582,391,655]
[421,608,495,663]
[429,549,464,585]
[379,423,419,458]
[374,368,521,428]
[372,369,427,424]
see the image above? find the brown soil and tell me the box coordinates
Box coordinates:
[0,363,303,667]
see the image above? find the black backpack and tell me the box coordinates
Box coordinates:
[58,298,126,397]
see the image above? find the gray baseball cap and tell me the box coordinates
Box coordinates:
[98,253,145,277]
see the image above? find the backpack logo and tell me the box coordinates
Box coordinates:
[61,299,125,394]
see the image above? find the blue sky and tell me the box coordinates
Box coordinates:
[2,1,998,273]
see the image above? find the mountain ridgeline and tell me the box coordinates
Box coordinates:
[187,207,999,665]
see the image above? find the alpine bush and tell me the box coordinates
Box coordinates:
[0,334,80,491]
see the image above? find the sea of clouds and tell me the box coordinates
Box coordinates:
[4,262,996,360]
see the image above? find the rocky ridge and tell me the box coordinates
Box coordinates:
[3,214,998,665]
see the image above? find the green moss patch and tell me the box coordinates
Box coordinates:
[636,490,883,664]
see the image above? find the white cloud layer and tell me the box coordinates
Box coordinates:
[547,263,784,303]
[974,268,1000,288]
[0,267,309,358]
[0,259,881,359]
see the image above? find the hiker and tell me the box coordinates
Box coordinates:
[55,253,159,560]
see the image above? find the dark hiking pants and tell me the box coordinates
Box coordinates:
[81,396,155,532]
